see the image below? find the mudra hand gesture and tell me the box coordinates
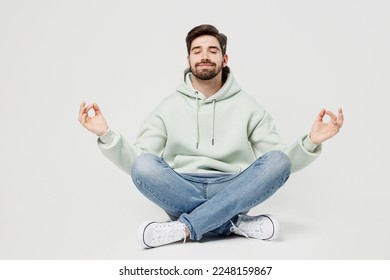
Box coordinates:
[78,101,109,136]
[309,108,344,145]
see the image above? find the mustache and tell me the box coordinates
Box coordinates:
[195,59,216,67]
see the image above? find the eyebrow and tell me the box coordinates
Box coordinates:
[191,45,221,52]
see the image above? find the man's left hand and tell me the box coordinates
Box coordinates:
[309,108,344,145]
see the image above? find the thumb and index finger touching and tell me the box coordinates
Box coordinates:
[78,101,105,128]
[316,108,344,124]
[79,101,103,117]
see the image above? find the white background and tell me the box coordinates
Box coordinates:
[1,0,389,260]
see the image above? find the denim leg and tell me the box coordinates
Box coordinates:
[131,153,207,220]
[178,151,291,240]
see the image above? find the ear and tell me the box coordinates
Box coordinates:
[222,54,229,67]
[186,55,190,67]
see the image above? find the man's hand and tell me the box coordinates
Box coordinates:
[309,108,344,145]
[78,101,109,136]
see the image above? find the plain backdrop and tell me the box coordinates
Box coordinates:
[1,0,389,260]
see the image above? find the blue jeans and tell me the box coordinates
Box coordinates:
[131,151,291,241]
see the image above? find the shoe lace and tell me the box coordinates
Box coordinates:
[155,223,187,245]
[230,221,249,238]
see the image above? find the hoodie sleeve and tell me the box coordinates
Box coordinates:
[97,129,142,176]
[248,110,321,173]
[281,134,322,173]
[97,113,167,176]
[133,113,167,156]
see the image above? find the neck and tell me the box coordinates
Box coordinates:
[191,73,223,98]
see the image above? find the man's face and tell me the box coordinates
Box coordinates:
[188,35,228,81]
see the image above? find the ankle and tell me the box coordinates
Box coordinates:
[184,227,190,237]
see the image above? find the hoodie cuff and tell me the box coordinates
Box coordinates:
[98,129,114,144]
[302,134,318,153]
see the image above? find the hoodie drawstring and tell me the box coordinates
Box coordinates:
[195,93,217,149]
[195,91,199,149]
[212,99,216,146]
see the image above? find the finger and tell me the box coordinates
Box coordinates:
[80,112,88,126]
[79,104,94,125]
[337,108,344,128]
[93,103,103,116]
[316,108,326,122]
[85,103,94,115]
[326,110,337,122]
[78,101,86,121]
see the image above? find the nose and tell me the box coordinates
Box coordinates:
[200,50,210,59]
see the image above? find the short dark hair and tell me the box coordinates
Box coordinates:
[186,24,228,56]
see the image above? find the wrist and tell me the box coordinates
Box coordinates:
[309,133,321,145]
[96,127,109,137]
[97,128,110,139]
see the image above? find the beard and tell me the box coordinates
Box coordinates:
[190,60,223,80]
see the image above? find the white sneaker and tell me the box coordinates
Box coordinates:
[137,221,188,249]
[230,214,280,240]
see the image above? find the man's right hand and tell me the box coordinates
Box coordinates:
[78,101,109,136]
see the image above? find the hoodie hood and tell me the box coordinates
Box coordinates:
[176,66,241,102]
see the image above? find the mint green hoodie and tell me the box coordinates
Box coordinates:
[98,68,321,175]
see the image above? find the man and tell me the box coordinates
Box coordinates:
[78,24,343,249]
